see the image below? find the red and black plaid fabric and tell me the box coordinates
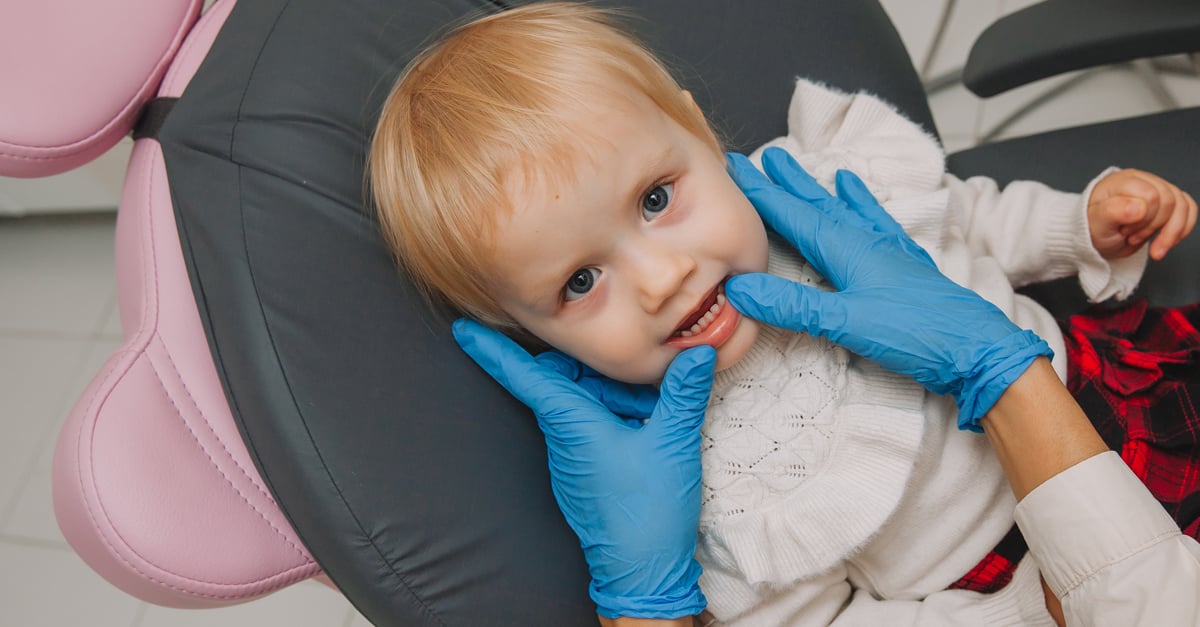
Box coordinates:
[949,299,1200,594]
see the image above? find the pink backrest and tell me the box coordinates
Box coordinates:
[41,0,325,608]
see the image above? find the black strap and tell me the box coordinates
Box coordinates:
[132,97,178,140]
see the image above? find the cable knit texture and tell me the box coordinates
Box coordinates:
[702,239,925,587]
[693,79,1146,625]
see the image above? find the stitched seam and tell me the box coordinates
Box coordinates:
[1058,528,1181,596]
[76,354,317,598]
[143,129,308,570]
[141,138,294,518]
[223,1,444,623]
[152,329,293,516]
[147,336,310,560]
[71,144,317,599]
[0,0,202,160]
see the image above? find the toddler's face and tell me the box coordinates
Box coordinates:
[488,90,769,384]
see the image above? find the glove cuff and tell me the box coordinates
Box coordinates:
[956,331,1054,433]
[592,561,707,619]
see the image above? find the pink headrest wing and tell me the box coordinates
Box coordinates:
[0,0,203,178]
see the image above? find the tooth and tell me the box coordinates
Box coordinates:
[709,303,720,314]
[680,330,693,337]
[717,293,726,305]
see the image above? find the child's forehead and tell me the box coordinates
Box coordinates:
[500,98,646,201]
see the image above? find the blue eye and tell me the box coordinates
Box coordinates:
[564,267,599,301]
[641,182,674,220]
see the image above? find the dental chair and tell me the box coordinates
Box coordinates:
[2,0,1196,624]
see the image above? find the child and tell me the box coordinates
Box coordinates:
[368,3,1199,624]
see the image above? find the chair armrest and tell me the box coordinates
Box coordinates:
[962,0,1200,97]
[946,107,1200,315]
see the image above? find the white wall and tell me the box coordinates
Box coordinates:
[0,138,130,216]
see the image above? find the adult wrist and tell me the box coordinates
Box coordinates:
[955,330,1053,432]
[981,357,1108,501]
[592,562,707,620]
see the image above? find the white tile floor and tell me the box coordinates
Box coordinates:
[1,1,1197,625]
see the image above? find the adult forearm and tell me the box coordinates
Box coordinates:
[599,615,695,627]
[979,357,1108,501]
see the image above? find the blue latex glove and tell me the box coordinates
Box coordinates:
[724,148,1052,431]
[452,319,713,618]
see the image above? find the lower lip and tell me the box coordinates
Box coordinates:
[663,296,742,350]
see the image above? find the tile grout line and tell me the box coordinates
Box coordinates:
[128,602,149,627]
[0,531,72,551]
[0,277,121,341]
[0,328,122,341]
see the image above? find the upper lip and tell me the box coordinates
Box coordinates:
[668,279,725,337]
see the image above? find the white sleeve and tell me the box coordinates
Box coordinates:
[944,170,1147,302]
[1015,451,1200,627]
[704,550,1056,626]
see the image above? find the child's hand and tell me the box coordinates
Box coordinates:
[1088,169,1197,260]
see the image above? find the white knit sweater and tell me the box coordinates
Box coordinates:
[694,79,1147,626]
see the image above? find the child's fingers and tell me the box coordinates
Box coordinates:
[1127,194,1174,247]
[1150,191,1190,259]
[1106,170,1162,233]
[1152,189,1199,259]
[1184,191,1198,240]
[1096,196,1146,230]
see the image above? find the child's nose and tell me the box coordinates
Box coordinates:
[632,244,696,313]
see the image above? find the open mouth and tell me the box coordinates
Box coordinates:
[671,281,727,338]
[664,277,741,350]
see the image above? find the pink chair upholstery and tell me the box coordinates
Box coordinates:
[0,0,324,608]
[0,0,198,177]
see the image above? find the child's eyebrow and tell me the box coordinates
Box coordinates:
[625,146,675,205]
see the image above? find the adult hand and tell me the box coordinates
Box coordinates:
[452,319,714,619]
[723,147,1052,431]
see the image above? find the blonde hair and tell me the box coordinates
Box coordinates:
[369,2,721,331]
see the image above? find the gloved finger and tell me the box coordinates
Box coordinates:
[452,319,607,423]
[534,350,583,379]
[652,345,718,434]
[590,380,659,421]
[759,148,857,221]
[724,273,840,337]
[726,151,776,196]
[834,169,904,237]
[727,152,838,269]
[537,352,659,420]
